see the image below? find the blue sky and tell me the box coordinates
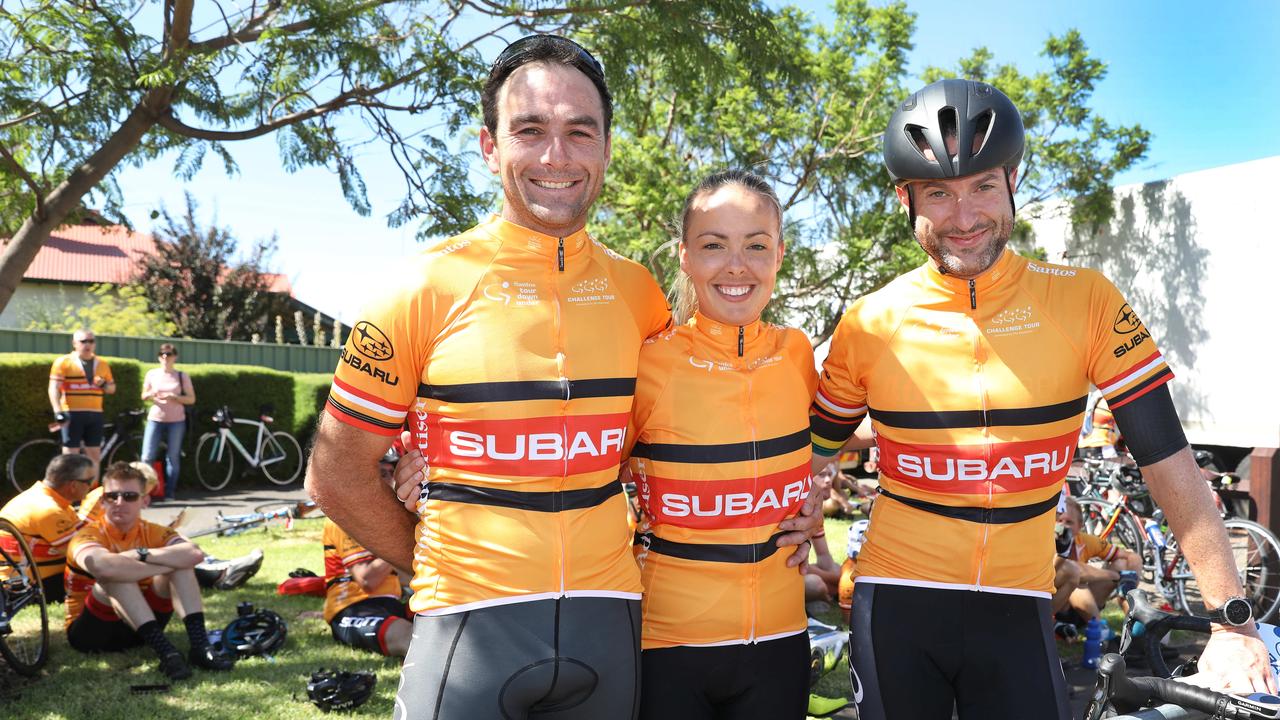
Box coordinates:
[112,1,1280,322]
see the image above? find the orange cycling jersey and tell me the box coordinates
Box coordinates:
[1079,399,1119,449]
[64,517,181,628]
[322,519,402,622]
[0,483,82,581]
[50,354,113,412]
[327,216,671,615]
[811,251,1173,597]
[627,314,815,649]
[1065,532,1119,564]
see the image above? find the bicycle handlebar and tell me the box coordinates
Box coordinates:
[1122,590,1213,678]
[1086,653,1280,720]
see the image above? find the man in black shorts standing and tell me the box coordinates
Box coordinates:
[49,328,115,465]
[810,78,1275,719]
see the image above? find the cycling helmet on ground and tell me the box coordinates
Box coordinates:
[221,604,288,657]
[307,669,377,712]
[883,78,1025,224]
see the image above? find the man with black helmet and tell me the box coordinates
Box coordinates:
[809,78,1275,719]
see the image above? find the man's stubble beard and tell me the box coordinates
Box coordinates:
[915,213,1014,278]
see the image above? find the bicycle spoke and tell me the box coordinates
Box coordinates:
[0,519,51,676]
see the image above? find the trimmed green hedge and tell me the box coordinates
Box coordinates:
[292,372,333,447]
[0,354,323,501]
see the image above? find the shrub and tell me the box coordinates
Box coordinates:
[292,372,333,447]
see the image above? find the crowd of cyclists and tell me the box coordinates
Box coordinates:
[3,31,1275,720]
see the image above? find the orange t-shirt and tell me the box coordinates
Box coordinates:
[811,251,1172,597]
[64,518,181,628]
[50,354,113,412]
[0,482,83,580]
[326,216,671,615]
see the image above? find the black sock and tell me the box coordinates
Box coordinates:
[183,612,209,651]
[137,620,179,658]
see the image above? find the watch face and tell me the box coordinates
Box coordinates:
[1225,598,1253,625]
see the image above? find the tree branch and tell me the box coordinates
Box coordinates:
[0,141,46,217]
[187,0,394,55]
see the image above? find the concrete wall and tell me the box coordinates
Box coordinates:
[1029,156,1280,449]
[0,283,90,329]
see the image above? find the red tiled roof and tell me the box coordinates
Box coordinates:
[9,225,293,295]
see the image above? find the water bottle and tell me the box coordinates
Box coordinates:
[1081,617,1104,670]
[1143,519,1166,549]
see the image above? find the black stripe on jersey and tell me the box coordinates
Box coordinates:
[878,488,1060,524]
[35,558,64,567]
[425,480,622,512]
[810,413,857,444]
[869,395,1086,430]
[630,428,810,464]
[327,397,403,431]
[418,377,637,403]
[640,531,786,564]
[1107,367,1173,407]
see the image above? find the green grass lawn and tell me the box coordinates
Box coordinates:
[1,517,405,720]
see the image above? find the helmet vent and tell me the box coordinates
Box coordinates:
[972,110,994,158]
[905,124,934,164]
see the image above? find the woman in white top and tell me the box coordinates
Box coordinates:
[140,343,196,499]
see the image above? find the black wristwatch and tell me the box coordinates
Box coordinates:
[54,412,67,423]
[1208,596,1253,627]
[136,547,150,563]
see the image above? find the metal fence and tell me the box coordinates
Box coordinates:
[0,328,340,373]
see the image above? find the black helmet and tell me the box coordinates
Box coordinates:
[307,669,377,712]
[221,606,288,657]
[883,78,1024,184]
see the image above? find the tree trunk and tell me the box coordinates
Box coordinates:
[0,97,169,314]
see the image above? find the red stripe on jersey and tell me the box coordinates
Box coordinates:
[1097,350,1161,390]
[877,430,1079,495]
[417,412,631,477]
[638,463,811,529]
[325,400,401,436]
[332,376,411,412]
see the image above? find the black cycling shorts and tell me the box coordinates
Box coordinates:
[848,582,1071,720]
[638,632,809,720]
[67,587,173,653]
[61,411,105,448]
[394,596,640,720]
[330,596,409,655]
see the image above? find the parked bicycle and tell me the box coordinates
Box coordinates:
[0,516,50,676]
[193,406,303,491]
[6,409,145,493]
[1071,455,1280,623]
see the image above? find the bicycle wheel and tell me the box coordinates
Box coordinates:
[0,517,50,676]
[7,438,62,494]
[1175,519,1280,622]
[1075,498,1144,559]
[253,500,325,519]
[194,433,235,491]
[259,431,303,486]
[105,431,144,465]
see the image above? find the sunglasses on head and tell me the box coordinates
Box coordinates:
[104,491,142,503]
[492,34,604,80]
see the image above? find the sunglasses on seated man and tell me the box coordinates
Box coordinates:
[104,491,143,503]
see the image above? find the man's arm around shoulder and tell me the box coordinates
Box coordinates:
[306,412,415,575]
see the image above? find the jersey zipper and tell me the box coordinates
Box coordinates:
[737,326,745,358]
[969,284,993,591]
[968,279,977,310]
[553,239,567,595]
[745,353,759,642]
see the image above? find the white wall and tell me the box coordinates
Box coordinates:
[0,283,91,330]
[1029,156,1280,448]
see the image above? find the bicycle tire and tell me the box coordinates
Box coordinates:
[259,431,303,486]
[194,433,235,491]
[105,430,143,465]
[6,438,62,494]
[0,517,51,676]
[1175,518,1280,623]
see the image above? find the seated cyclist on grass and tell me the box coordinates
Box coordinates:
[0,453,95,603]
[320,451,413,658]
[64,462,234,680]
[1055,496,1141,626]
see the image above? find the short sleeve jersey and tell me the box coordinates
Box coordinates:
[326,216,671,615]
[810,251,1173,596]
[627,314,817,649]
[1067,532,1120,564]
[50,354,113,412]
[322,519,402,622]
[64,517,182,627]
[0,482,82,580]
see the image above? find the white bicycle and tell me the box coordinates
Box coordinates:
[193,406,303,491]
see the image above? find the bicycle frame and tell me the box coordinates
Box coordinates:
[205,418,281,470]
